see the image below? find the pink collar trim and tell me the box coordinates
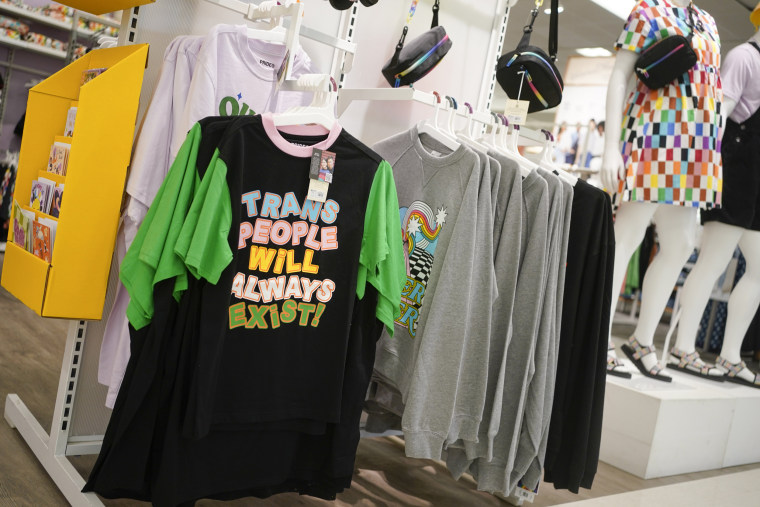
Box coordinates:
[262,112,342,158]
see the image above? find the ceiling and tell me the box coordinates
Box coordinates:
[492,0,759,127]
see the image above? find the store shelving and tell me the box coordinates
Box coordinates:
[0,33,66,58]
[0,2,120,38]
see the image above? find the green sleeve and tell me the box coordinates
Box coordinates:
[174,155,232,284]
[121,122,203,329]
[357,160,406,337]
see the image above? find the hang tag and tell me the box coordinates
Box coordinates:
[307,148,336,203]
[514,480,538,503]
[505,99,530,125]
[276,49,290,91]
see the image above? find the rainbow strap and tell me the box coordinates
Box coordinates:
[637,43,686,78]
[394,33,450,87]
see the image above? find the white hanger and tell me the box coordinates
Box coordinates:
[539,129,578,184]
[272,74,337,130]
[478,112,501,150]
[445,95,459,138]
[455,101,490,152]
[243,1,290,43]
[492,115,534,177]
[416,91,460,151]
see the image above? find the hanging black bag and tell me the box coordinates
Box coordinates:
[382,0,452,88]
[634,3,700,89]
[496,0,563,114]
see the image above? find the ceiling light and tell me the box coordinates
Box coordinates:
[576,47,613,57]
[544,5,564,14]
[587,0,636,20]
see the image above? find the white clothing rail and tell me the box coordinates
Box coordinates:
[337,87,547,147]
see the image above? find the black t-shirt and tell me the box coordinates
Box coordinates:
[180,115,393,429]
[86,115,398,504]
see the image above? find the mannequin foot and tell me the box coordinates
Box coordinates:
[666,347,724,382]
[715,357,760,389]
[607,343,632,379]
[621,336,672,382]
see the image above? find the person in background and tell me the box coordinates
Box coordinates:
[555,122,572,164]
[584,119,598,167]
[568,122,582,165]
[587,120,605,168]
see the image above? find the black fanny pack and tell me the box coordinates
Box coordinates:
[496,0,563,114]
[382,0,452,88]
[634,3,700,89]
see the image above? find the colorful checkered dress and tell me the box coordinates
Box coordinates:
[615,0,723,209]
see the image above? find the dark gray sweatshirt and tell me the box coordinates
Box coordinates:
[469,169,550,495]
[445,152,524,476]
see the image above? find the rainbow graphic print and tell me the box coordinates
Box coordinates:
[396,201,447,337]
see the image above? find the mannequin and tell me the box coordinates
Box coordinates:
[672,21,760,388]
[602,0,724,381]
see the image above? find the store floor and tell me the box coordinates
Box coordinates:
[1,251,759,506]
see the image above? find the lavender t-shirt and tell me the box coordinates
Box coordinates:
[721,40,760,124]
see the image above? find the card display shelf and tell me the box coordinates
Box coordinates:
[0,33,66,58]
[1,43,149,320]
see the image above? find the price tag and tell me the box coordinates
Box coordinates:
[505,99,530,125]
[307,148,336,203]
[514,480,538,503]
[514,488,535,502]
[307,179,330,203]
[276,48,290,90]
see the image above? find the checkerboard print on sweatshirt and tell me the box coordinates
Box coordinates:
[614,0,724,209]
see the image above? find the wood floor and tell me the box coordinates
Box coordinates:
[1,251,758,506]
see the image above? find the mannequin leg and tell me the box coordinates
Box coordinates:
[674,222,743,353]
[606,201,658,377]
[632,204,697,345]
[620,204,696,378]
[608,201,660,337]
[717,231,760,385]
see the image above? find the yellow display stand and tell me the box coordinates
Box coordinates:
[60,0,155,16]
[1,44,149,319]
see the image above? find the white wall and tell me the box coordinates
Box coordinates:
[133,0,504,146]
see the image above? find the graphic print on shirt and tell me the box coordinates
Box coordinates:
[218,92,258,117]
[396,201,447,337]
[229,190,340,330]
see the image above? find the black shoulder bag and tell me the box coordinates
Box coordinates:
[634,2,700,89]
[382,0,453,88]
[496,0,563,114]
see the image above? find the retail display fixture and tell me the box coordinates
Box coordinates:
[1,1,550,506]
[1,44,149,319]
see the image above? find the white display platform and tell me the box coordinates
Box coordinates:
[600,363,760,479]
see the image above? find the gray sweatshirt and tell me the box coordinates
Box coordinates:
[371,127,483,402]
[445,152,523,476]
[441,147,501,448]
[519,174,574,490]
[400,141,496,459]
[509,168,565,490]
[469,169,550,495]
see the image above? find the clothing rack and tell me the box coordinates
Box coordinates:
[3,1,541,505]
